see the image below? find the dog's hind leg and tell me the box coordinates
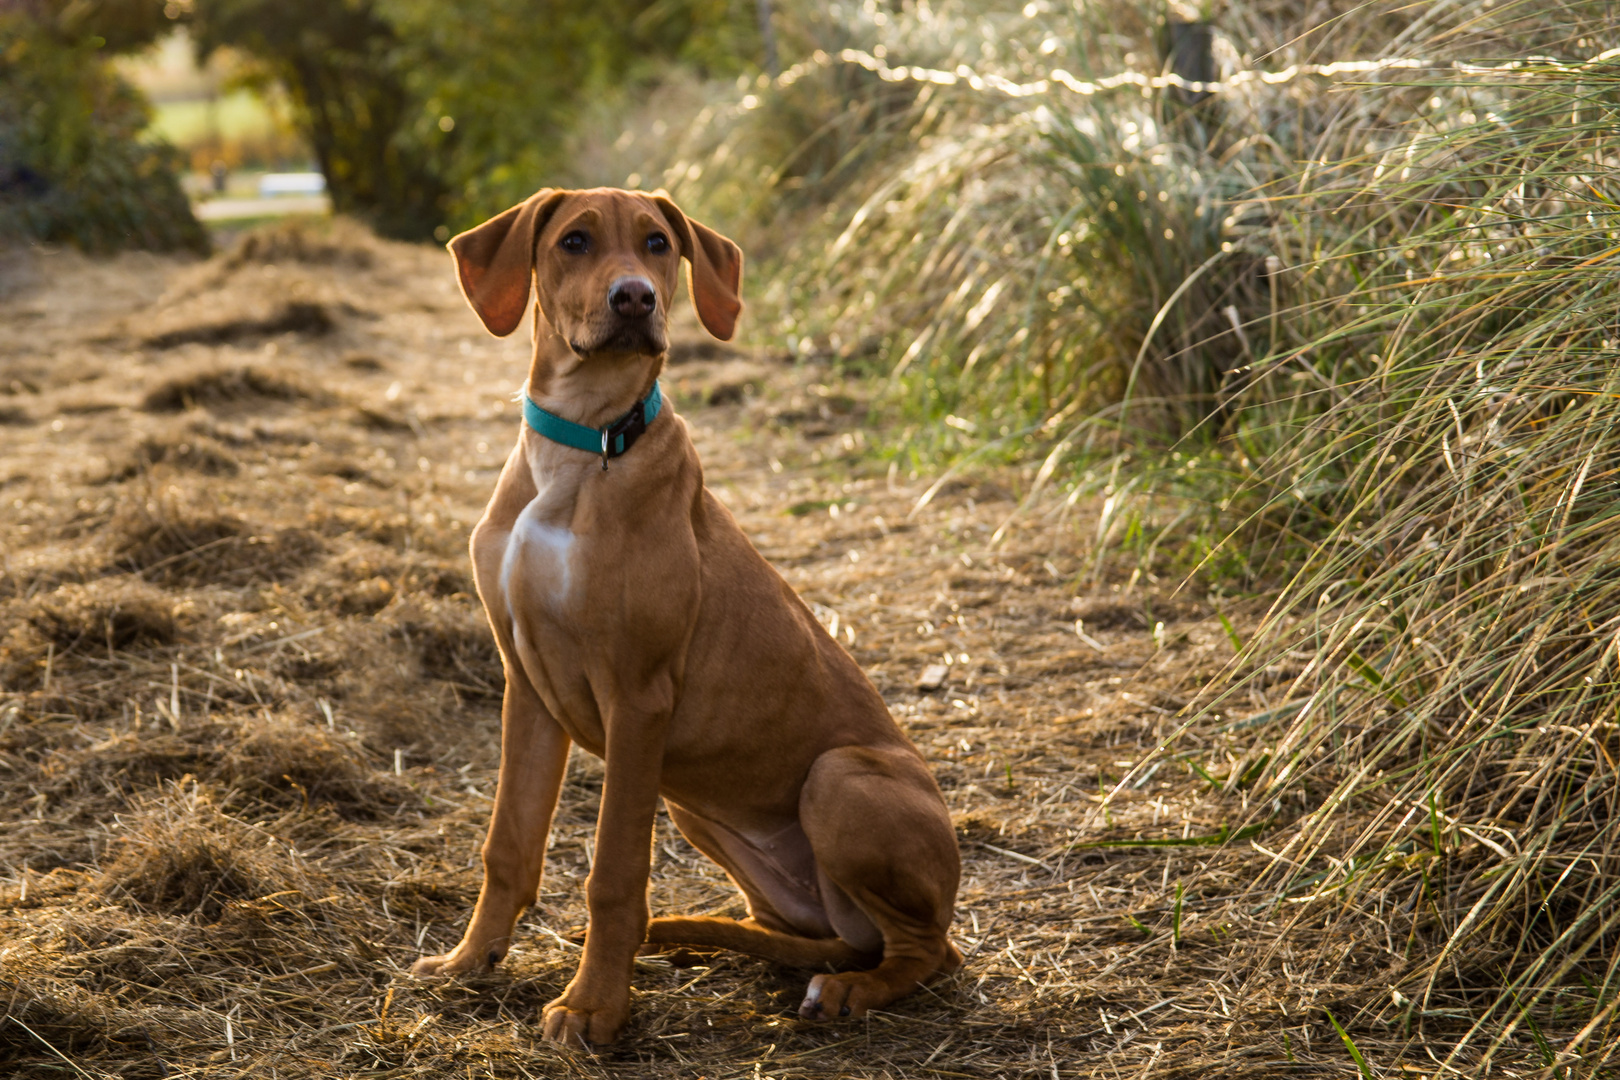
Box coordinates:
[644,915,868,968]
[657,800,834,935]
[639,800,871,968]
[794,745,962,1020]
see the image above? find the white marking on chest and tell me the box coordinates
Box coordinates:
[501,500,579,611]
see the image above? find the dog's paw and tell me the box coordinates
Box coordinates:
[541,993,628,1047]
[798,972,882,1020]
[409,945,502,977]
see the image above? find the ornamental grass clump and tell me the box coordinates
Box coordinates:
[1190,15,1620,1071]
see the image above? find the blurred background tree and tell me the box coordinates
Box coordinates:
[183,0,761,240]
[0,0,207,252]
[183,0,446,241]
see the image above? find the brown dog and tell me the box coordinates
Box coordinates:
[409,187,961,1046]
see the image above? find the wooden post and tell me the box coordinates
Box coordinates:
[757,0,780,77]
[1161,18,1215,107]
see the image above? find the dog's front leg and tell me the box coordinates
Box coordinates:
[413,673,570,976]
[541,681,672,1047]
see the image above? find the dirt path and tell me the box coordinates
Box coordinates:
[0,225,1350,1079]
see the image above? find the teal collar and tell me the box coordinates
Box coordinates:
[521,382,663,470]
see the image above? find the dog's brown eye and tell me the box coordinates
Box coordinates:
[646,233,669,255]
[560,231,589,253]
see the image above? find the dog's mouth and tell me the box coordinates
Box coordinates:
[569,320,668,359]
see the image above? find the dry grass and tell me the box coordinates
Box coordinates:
[0,220,1570,1077]
[218,217,380,272]
[139,364,328,413]
[141,302,340,351]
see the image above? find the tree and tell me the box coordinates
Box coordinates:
[186,0,449,240]
[186,0,762,241]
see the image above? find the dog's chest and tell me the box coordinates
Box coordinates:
[499,472,582,621]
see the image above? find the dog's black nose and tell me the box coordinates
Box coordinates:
[608,276,656,318]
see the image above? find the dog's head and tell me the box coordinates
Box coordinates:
[447,187,742,357]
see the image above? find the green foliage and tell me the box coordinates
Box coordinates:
[402,0,760,228]
[187,0,762,240]
[0,6,206,253]
[185,0,446,241]
[50,0,174,53]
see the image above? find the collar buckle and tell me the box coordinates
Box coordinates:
[598,398,649,471]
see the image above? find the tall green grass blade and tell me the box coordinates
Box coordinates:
[1324,1009,1374,1080]
[1172,883,1184,949]
[1072,822,1269,850]
[1343,652,1408,709]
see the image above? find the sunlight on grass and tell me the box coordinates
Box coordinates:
[147,90,281,149]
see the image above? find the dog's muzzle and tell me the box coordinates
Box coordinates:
[570,275,666,356]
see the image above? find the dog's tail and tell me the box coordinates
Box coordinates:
[644,916,869,969]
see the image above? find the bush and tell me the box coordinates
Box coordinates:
[0,7,206,253]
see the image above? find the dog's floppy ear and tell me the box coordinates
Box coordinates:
[447,188,569,337]
[651,193,743,341]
